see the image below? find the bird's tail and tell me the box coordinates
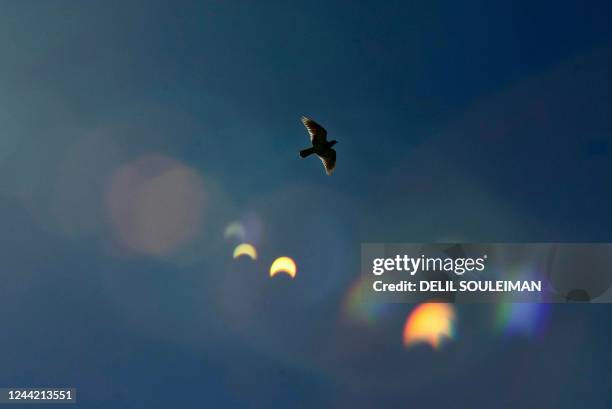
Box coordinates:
[299,148,315,158]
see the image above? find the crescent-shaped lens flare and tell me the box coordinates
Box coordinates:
[224,222,246,241]
[403,303,455,350]
[232,243,257,260]
[269,256,297,279]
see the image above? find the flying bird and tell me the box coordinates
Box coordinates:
[299,116,337,175]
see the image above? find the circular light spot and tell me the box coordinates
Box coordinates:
[107,154,207,256]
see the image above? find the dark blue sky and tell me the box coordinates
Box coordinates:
[0,1,611,408]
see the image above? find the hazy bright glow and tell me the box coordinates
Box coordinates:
[269,256,297,279]
[232,243,257,260]
[403,303,455,349]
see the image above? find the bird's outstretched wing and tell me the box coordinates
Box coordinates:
[319,148,336,176]
[301,116,327,144]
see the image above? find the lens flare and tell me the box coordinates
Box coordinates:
[224,222,246,242]
[232,243,257,261]
[495,303,550,337]
[269,256,297,279]
[107,154,207,256]
[403,303,455,350]
[341,275,390,325]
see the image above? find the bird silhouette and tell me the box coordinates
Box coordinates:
[299,116,337,175]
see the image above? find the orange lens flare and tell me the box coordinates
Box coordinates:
[403,303,455,349]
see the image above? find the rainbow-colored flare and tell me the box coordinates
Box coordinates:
[495,302,549,338]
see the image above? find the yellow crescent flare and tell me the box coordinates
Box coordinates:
[232,243,257,260]
[269,256,297,279]
[403,303,455,350]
